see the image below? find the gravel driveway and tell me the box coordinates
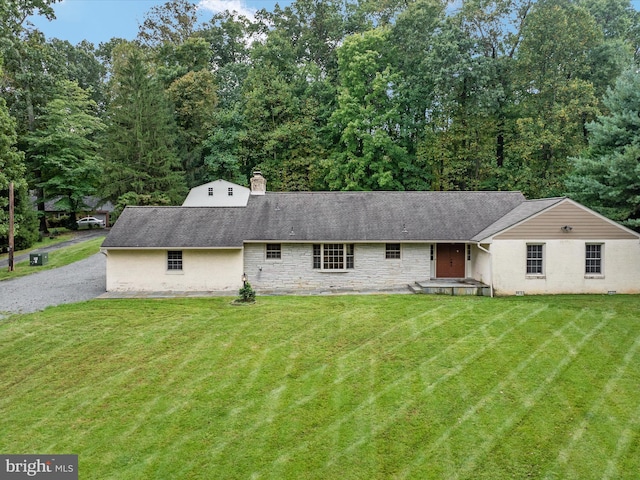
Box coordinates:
[0,241,106,318]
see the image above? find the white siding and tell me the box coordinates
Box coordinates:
[182,180,250,207]
[243,243,431,293]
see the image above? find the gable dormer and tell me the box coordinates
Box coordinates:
[182,180,250,207]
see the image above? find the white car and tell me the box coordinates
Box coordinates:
[76,216,105,228]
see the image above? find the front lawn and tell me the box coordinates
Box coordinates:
[1,295,639,479]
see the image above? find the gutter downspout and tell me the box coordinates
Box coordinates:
[476,243,494,298]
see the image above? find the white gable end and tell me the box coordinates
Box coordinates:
[182,180,250,207]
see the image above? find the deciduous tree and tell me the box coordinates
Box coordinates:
[0,65,38,248]
[326,28,408,190]
[24,80,104,227]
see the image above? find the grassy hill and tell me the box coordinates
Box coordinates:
[1,295,639,479]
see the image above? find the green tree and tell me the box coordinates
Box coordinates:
[457,0,533,174]
[326,27,408,191]
[510,0,604,197]
[137,0,200,47]
[48,39,107,107]
[410,14,500,191]
[24,80,104,227]
[202,108,247,185]
[166,68,217,187]
[389,0,445,156]
[242,63,325,191]
[100,42,186,205]
[566,67,640,229]
[2,31,62,230]
[0,67,38,249]
[0,0,58,38]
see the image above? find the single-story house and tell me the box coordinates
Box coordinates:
[101,172,640,296]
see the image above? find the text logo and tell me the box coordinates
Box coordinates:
[0,455,77,479]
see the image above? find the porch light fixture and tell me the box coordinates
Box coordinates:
[561,225,573,233]
[242,273,247,287]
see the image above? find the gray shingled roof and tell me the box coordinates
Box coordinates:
[102,191,527,248]
[471,197,566,242]
[101,206,249,248]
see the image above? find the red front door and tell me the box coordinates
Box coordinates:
[436,243,466,278]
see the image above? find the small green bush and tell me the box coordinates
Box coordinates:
[238,282,256,303]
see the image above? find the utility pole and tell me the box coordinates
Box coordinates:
[8,181,14,272]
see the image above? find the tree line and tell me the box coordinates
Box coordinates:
[2,0,640,249]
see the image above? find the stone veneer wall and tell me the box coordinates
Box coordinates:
[243,243,432,294]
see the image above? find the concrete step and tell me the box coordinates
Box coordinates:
[411,280,491,297]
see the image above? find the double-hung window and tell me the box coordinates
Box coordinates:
[526,244,544,275]
[585,244,603,275]
[313,244,354,270]
[167,250,183,271]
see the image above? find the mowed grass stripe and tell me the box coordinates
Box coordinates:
[319,304,548,470]
[212,301,475,472]
[255,303,540,476]
[449,315,611,480]
[1,295,639,479]
[549,330,640,480]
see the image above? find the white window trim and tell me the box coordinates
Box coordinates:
[313,243,354,271]
[385,243,402,260]
[585,243,605,279]
[265,243,282,261]
[525,243,545,279]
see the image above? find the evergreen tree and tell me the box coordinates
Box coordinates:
[100,43,186,206]
[566,67,640,229]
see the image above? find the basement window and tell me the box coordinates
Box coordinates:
[313,244,354,270]
[167,250,183,271]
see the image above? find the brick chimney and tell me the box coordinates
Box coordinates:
[250,171,266,195]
